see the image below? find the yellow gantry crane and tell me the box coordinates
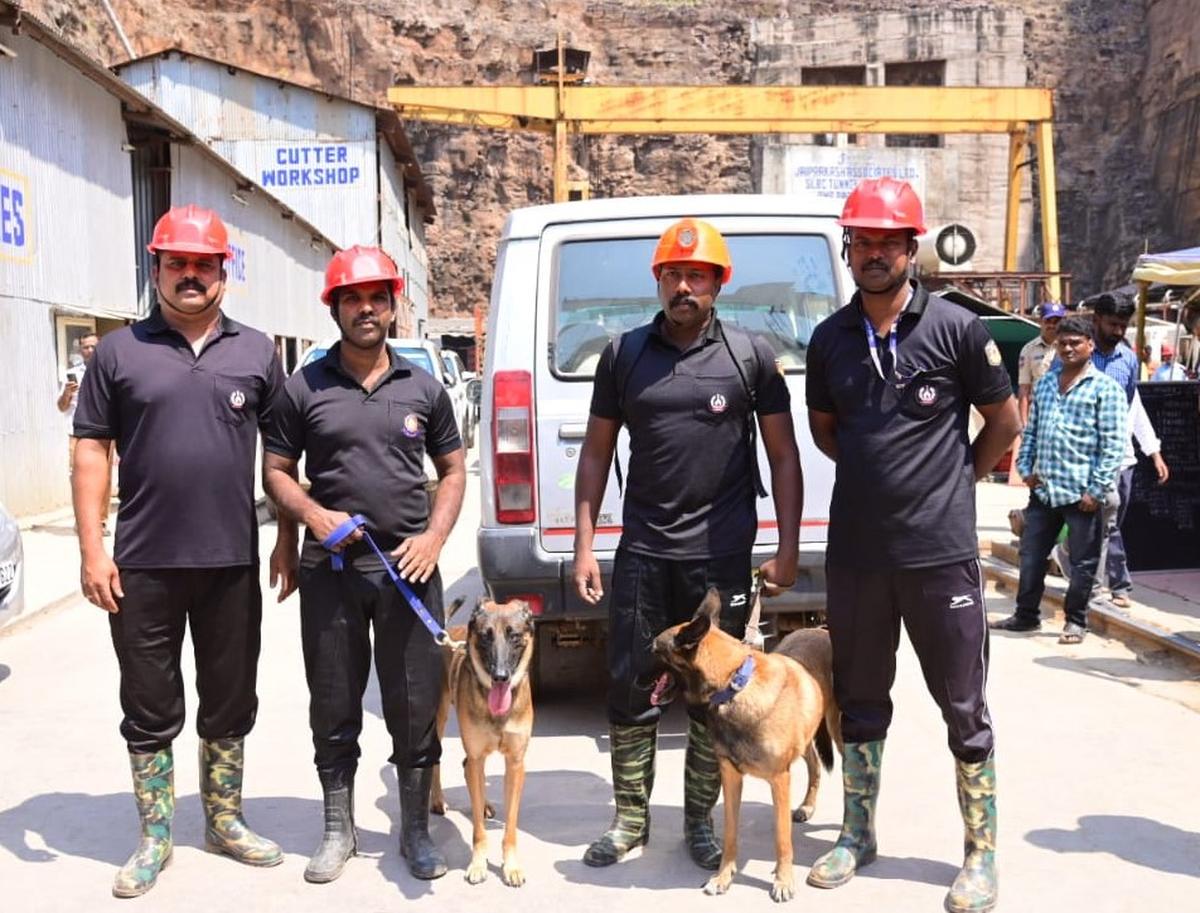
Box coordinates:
[388,52,1060,297]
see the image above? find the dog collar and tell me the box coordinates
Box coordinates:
[709,655,756,707]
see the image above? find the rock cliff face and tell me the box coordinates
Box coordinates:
[25,0,1200,310]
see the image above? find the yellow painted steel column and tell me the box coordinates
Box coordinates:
[1034,120,1062,302]
[554,120,568,202]
[1004,130,1027,274]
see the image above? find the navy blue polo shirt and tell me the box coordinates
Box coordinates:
[265,343,462,570]
[73,308,285,568]
[806,281,1013,569]
[590,312,790,560]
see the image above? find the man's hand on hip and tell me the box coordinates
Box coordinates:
[392,530,445,584]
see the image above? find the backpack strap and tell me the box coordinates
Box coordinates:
[717,322,769,499]
[611,324,653,495]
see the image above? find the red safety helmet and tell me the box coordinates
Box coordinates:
[320,245,405,305]
[837,177,927,235]
[652,218,733,285]
[147,204,230,258]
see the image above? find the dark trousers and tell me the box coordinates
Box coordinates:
[109,566,262,753]
[607,547,752,726]
[1098,467,1134,596]
[826,559,993,763]
[298,562,445,772]
[1016,493,1104,628]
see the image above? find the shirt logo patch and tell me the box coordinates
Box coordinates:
[949,594,976,609]
[402,413,421,437]
[916,384,937,406]
[228,390,246,410]
[730,592,747,607]
[709,393,728,414]
[985,339,1003,366]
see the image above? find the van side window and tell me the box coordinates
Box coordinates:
[552,234,840,377]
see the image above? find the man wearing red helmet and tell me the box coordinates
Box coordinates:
[804,179,1020,912]
[72,205,291,897]
[574,218,802,871]
[264,246,466,884]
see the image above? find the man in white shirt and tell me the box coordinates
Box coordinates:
[57,333,111,533]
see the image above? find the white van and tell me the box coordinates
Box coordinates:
[478,194,850,647]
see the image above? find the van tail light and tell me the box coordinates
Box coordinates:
[493,370,536,524]
[510,594,544,616]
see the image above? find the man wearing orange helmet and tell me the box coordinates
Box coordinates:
[72,205,291,897]
[264,246,466,884]
[574,218,803,870]
[804,178,1020,912]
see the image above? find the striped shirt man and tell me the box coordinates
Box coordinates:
[1016,362,1128,508]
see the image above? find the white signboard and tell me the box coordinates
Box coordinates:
[785,148,928,204]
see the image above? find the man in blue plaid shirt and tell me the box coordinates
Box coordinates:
[990,314,1127,644]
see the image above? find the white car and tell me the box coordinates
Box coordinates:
[477,194,849,633]
[440,349,474,448]
[0,501,25,629]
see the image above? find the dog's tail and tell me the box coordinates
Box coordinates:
[814,720,834,772]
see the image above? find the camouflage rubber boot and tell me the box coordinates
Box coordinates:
[683,718,723,870]
[397,766,447,879]
[945,757,998,913]
[807,739,884,889]
[112,748,175,898]
[200,738,283,867]
[305,766,357,884]
[583,722,657,867]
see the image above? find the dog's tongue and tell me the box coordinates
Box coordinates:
[650,672,673,707]
[488,682,513,716]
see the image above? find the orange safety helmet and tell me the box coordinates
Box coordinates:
[147,204,230,258]
[320,245,405,305]
[651,218,733,285]
[837,177,927,235]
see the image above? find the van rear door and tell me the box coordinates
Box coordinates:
[533,215,844,557]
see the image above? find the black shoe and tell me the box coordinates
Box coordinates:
[397,766,447,880]
[988,614,1041,632]
[305,766,357,884]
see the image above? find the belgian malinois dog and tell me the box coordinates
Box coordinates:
[431,598,535,886]
[652,588,841,902]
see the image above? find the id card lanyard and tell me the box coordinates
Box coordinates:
[863,315,898,384]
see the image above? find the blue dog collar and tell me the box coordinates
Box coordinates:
[709,654,756,707]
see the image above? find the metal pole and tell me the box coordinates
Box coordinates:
[1033,120,1062,302]
[1135,280,1149,371]
[1004,130,1026,275]
[96,0,135,59]
[554,32,568,202]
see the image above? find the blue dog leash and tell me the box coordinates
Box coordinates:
[321,513,457,647]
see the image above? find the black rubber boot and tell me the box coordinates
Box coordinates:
[583,723,657,866]
[304,766,357,884]
[397,766,447,880]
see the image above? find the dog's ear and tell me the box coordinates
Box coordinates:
[516,601,534,629]
[468,599,488,632]
[674,611,711,652]
[696,587,723,623]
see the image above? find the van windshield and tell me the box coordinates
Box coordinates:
[553,233,841,377]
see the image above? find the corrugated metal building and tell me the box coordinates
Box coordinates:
[0,3,338,515]
[116,49,435,335]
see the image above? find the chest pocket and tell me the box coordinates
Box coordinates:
[389,400,426,452]
[899,367,957,421]
[692,374,744,426]
[212,373,259,427]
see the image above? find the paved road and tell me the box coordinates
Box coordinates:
[1,453,1197,912]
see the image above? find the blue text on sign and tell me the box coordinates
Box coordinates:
[262,145,361,188]
[1,180,27,249]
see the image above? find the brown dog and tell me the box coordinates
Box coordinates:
[652,588,840,902]
[431,598,535,886]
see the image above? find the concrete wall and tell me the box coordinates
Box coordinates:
[752,8,1033,274]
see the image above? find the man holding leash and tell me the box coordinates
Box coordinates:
[805,178,1020,912]
[72,205,289,897]
[573,218,803,870]
[264,245,465,884]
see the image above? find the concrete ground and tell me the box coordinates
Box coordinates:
[1,452,1198,912]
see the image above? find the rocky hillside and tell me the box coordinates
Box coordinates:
[26,0,1199,312]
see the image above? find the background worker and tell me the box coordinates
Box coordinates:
[1088,293,1168,607]
[1017,301,1065,424]
[264,246,466,884]
[991,315,1128,642]
[573,218,802,871]
[805,177,1020,913]
[72,205,288,898]
[58,333,112,533]
[1151,343,1188,381]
